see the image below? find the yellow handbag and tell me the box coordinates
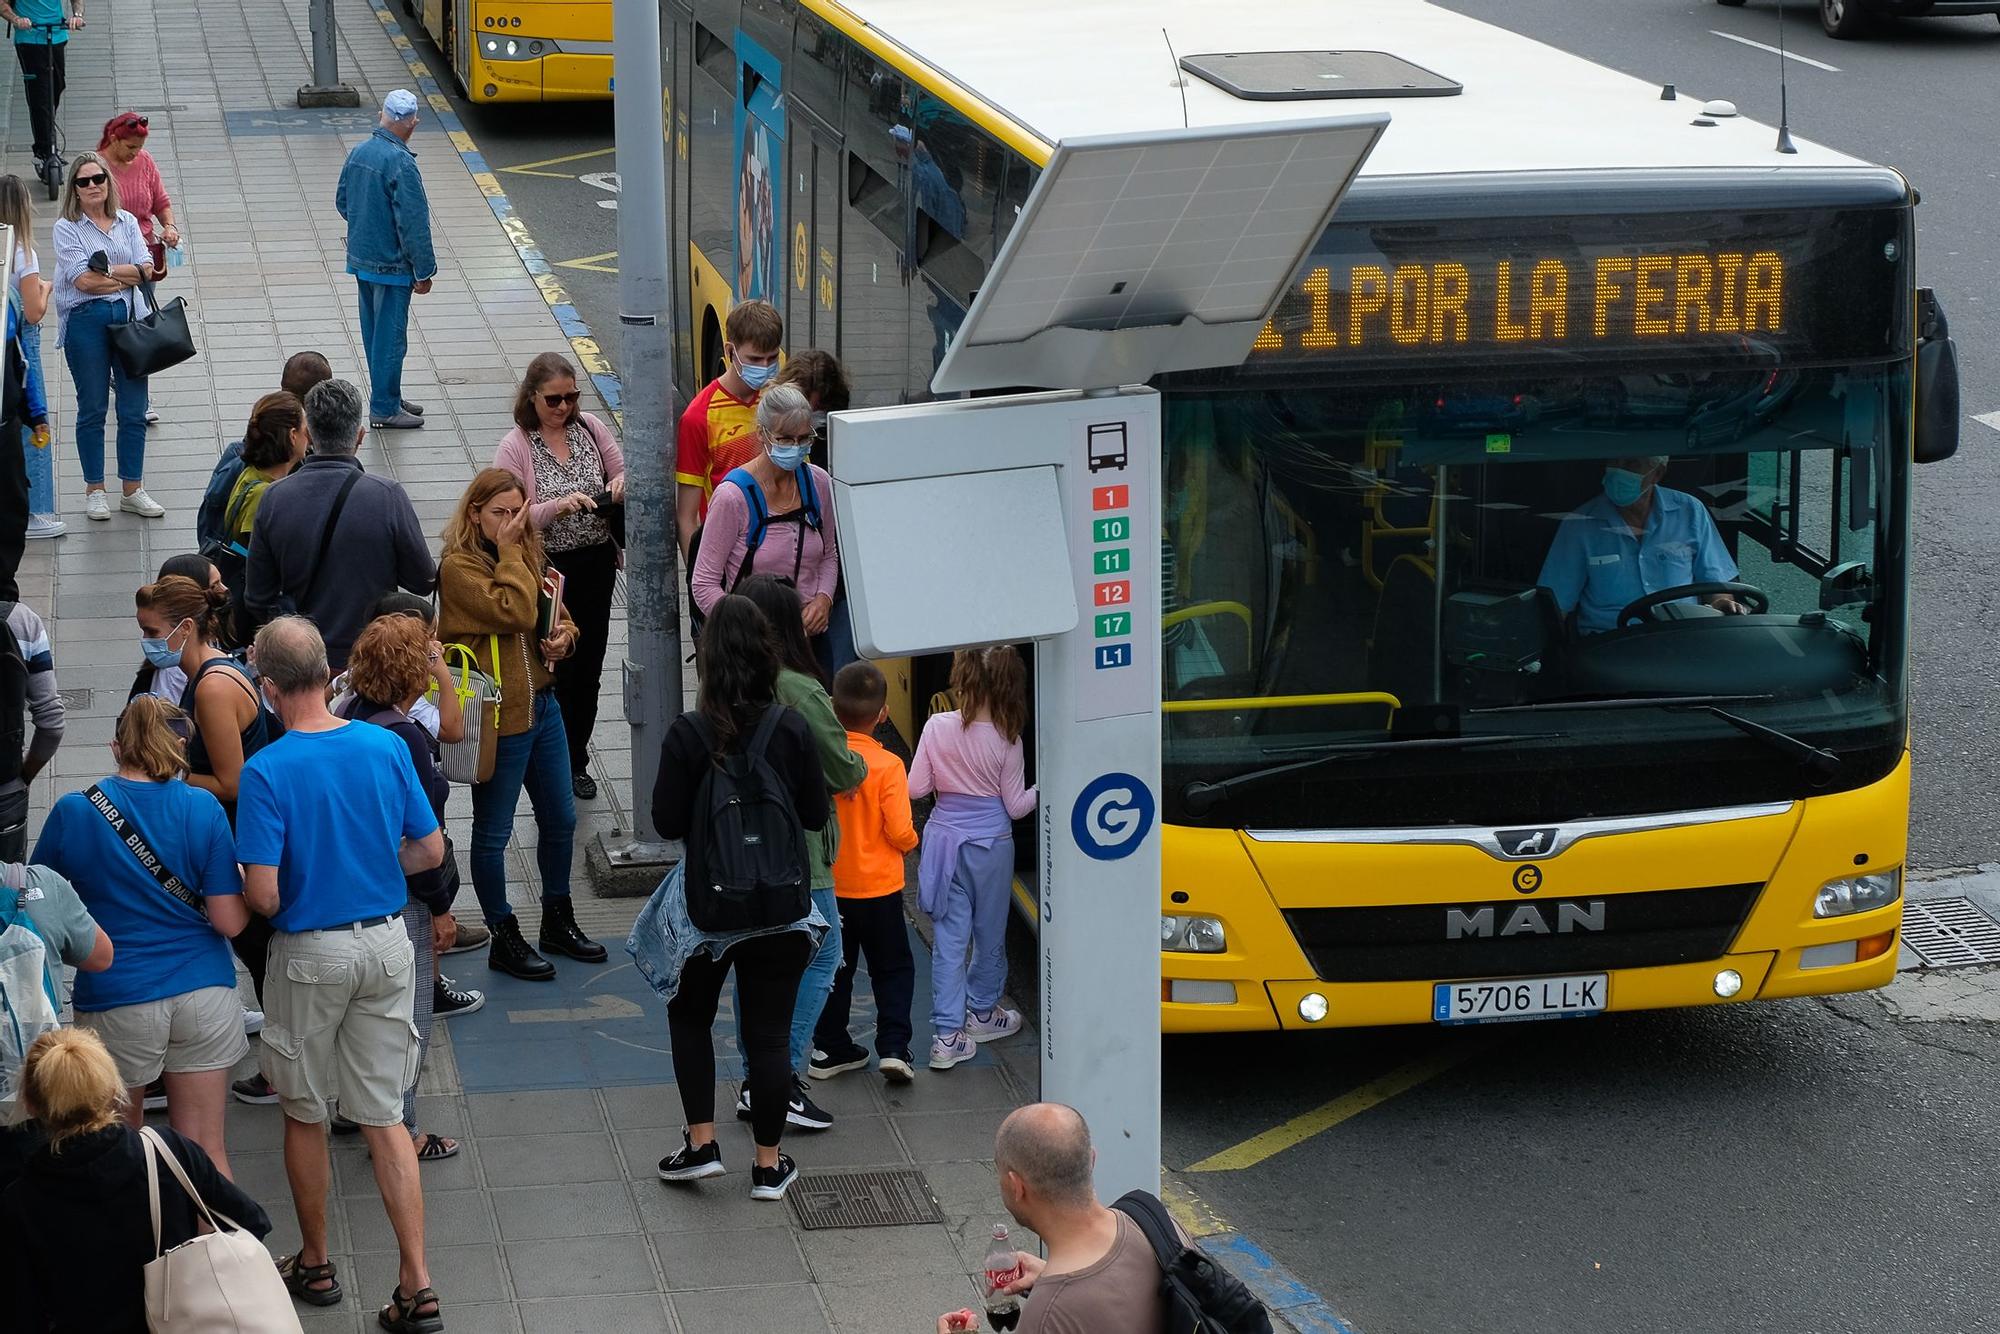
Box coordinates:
[437,637,503,784]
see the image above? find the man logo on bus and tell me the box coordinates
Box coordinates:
[1071,772,1155,862]
[1500,827,1557,858]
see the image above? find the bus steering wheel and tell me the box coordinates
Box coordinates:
[1616,581,1769,628]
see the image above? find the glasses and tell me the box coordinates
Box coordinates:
[767,433,813,448]
[541,391,581,409]
[74,173,109,188]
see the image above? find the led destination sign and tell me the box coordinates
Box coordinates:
[1241,206,1907,370]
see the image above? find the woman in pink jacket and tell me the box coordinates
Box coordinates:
[493,352,625,800]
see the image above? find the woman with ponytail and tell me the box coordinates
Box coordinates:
[0,1029,271,1334]
[29,697,250,1179]
[134,573,269,821]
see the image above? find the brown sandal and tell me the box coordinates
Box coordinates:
[378,1284,443,1333]
[276,1253,342,1306]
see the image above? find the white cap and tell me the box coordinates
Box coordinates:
[383,89,420,120]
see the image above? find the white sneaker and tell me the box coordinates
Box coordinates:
[241,1008,265,1035]
[25,513,65,539]
[85,491,111,522]
[144,409,160,425]
[119,488,166,518]
[965,1006,1023,1044]
[929,1030,977,1070]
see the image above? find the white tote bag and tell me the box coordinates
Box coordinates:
[139,1126,303,1333]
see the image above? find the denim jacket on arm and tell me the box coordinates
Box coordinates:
[335,128,438,282]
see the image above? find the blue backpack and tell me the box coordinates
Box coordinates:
[194,440,247,549]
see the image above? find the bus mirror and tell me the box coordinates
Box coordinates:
[1914,288,1960,465]
[1819,561,1871,611]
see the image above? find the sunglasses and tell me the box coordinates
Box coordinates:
[541,391,581,409]
[75,173,109,188]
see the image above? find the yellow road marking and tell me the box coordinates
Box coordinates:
[500,146,618,178]
[556,251,620,274]
[1187,1047,1469,1173]
[1160,1177,1233,1241]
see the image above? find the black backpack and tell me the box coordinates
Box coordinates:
[1112,1191,1275,1334]
[0,605,26,789]
[682,707,812,932]
[195,440,247,549]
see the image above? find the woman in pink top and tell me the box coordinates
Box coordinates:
[99,111,175,428]
[909,646,1037,1071]
[689,382,839,645]
[99,112,176,249]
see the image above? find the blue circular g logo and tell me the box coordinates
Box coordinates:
[1071,772,1156,861]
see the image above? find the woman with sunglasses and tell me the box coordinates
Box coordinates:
[52,150,161,523]
[493,351,625,801]
[689,382,840,658]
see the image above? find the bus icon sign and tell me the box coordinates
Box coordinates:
[1087,422,1129,473]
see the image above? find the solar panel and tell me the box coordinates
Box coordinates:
[931,115,1387,394]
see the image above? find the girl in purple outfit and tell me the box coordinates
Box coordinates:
[909,646,1036,1070]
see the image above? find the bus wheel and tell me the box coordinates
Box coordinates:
[1819,0,1874,37]
[700,310,725,384]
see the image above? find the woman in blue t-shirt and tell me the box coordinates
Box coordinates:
[30,695,251,1179]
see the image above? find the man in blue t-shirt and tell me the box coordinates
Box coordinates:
[234,616,444,1322]
[0,0,80,172]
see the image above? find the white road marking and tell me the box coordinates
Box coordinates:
[1974,410,2000,433]
[1710,30,1842,72]
[507,995,644,1023]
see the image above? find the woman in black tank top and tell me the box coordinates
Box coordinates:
[135,575,267,824]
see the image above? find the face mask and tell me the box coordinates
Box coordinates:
[736,358,778,391]
[1602,467,1649,508]
[768,443,807,472]
[140,634,180,669]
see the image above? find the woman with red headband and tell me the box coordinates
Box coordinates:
[97,111,174,427]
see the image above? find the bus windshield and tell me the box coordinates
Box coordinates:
[1159,362,1911,830]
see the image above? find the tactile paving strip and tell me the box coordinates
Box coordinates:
[1902,897,2000,968]
[789,1168,944,1230]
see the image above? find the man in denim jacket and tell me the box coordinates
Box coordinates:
[335,89,434,431]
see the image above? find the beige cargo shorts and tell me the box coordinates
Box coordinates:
[259,917,420,1126]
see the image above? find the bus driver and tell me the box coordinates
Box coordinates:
[1537,455,1748,634]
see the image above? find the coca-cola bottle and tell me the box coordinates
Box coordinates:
[983,1225,1023,1331]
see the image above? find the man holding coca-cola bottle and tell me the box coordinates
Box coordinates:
[937,1104,1168,1332]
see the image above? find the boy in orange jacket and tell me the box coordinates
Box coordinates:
[810,662,922,1084]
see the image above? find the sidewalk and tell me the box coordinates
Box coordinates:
[5,1,1029,1329]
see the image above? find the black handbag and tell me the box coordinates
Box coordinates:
[107,280,196,378]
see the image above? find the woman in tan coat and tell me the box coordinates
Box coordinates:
[438,467,604,981]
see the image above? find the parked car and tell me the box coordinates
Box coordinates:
[1717,0,2000,40]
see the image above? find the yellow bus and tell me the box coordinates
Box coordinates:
[411,0,612,102]
[660,0,1962,1031]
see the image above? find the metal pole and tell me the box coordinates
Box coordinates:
[297,0,358,108]
[610,0,680,860]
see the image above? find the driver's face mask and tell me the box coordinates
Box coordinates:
[1602,467,1650,508]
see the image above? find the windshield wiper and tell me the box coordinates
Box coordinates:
[1181,734,1551,815]
[1475,693,1837,776]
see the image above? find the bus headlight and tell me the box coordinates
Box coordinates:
[481,33,555,60]
[1813,869,1901,919]
[1160,915,1226,953]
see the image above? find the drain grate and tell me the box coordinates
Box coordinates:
[1902,897,2000,968]
[789,1168,942,1230]
[56,688,93,711]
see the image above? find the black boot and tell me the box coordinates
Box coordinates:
[539,898,607,963]
[488,915,555,981]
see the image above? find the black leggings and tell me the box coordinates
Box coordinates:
[14,42,64,161]
[231,913,274,1006]
[668,930,811,1148]
[548,540,618,775]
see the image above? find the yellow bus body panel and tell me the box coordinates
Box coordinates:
[1161,755,1908,1033]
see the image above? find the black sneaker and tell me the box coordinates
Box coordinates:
[657,1133,726,1181]
[231,1074,279,1105]
[808,1043,870,1081]
[141,1078,168,1112]
[433,975,486,1018]
[734,1079,836,1131]
[879,1049,916,1085]
[750,1153,799,1201]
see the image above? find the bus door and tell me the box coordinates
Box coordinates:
[788,123,843,353]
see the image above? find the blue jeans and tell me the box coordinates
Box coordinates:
[62,299,147,486]
[19,323,52,513]
[813,595,861,682]
[735,884,842,1074]
[469,690,576,925]
[356,277,412,420]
